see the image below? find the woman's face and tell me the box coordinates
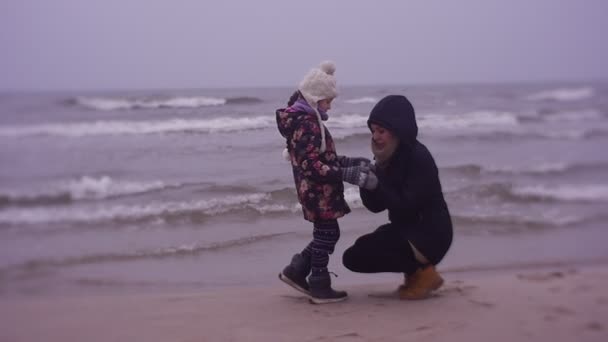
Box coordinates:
[317,98,333,112]
[370,123,396,150]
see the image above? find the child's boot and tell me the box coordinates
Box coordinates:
[399,265,444,300]
[279,253,311,295]
[308,272,348,304]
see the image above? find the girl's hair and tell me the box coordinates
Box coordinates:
[287,90,301,106]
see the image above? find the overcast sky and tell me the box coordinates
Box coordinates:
[1,0,607,90]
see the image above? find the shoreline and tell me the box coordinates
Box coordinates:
[2,220,608,300]
[2,263,607,342]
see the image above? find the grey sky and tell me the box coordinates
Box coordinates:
[1,0,607,90]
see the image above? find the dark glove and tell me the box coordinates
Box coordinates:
[338,156,371,168]
[341,166,378,190]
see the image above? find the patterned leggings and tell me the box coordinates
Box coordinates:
[302,219,340,276]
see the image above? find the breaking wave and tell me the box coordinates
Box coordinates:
[526,87,595,102]
[68,95,263,111]
[442,161,608,177]
[453,182,608,204]
[510,184,608,202]
[0,193,276,225]
[0,116,276,137]
[0,176,170,208]
[344,97,378,104]
[418,111,519,130]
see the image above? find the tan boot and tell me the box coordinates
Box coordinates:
[397,273,415,291]
[398,265,444,300]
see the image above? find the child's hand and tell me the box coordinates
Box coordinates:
[341,166,378,190]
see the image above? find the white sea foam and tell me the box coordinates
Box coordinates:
[527,87,595,102]
[512,184,608,202]
[65,176,167,200]
[418,111,519,130]
[0,117,276,138]
[0,176,169,206]
[485,162,570,174]
[344,97,378,104]
[326,114,369,129]
[75,96,226,110]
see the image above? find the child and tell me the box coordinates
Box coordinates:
[275,61,373,304]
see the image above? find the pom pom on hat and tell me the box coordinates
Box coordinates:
[298,60,338,106]
[319,60,336,76]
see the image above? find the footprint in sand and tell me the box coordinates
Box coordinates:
[437,284,478,296]
[548,286,562,293]
[367,282,477,300]
[517,271,565,282]
[584,322,603,331]
[549,305,576,316]
[314,332,363,341]
[468,299,495,308]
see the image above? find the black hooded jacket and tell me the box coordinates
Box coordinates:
[360,95,453,265]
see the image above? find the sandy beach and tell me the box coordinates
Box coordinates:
[2,263,607,342]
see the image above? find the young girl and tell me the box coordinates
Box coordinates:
[275,61,373,304]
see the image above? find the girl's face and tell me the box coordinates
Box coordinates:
[317,98,333,112]
[370,123,397,150]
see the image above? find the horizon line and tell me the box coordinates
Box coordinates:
[1,77,606,94]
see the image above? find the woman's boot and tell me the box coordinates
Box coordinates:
[399,265,444,300]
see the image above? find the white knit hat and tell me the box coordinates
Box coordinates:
[298,60,338,106]
[297,60,337,153]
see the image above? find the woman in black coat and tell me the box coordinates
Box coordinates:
[341,95,453,300]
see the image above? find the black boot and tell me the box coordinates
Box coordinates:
[279,254,311,295]
[308,272,348,304]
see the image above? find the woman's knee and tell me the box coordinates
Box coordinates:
[342,245,363,271]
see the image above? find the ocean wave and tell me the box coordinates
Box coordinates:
[0,116,276,138]
[442,126,608,141]
[542,109,604,122]
[2,233,289,273]
[326,114,369,129]
[71,96,227,110]
[511,184,608,202]
[333,131,370,142]
[0,111,529,139]
[68,95,264,111]
[225,96,263,105]
[330,111,519,131]
[0,176,169,208]
[443,161,608,177]
[526,87,595,102]
[0,186,368,226]
[452,212,587,231]
[455,182,608,204]
[0,193,275,225]
[344,97,378,104]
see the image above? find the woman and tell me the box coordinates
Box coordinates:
[341,95,453,300]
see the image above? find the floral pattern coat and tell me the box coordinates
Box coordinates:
[276,107,350,222]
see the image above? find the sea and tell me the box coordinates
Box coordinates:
[1,82,607,297]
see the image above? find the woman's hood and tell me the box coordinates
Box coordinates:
[367,95,418,149]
